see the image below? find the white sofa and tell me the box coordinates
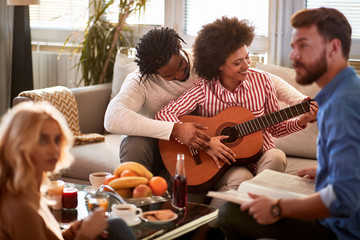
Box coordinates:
[13,54,319,184]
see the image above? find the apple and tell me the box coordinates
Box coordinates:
[132,184,152,198]
[116,188,132,198]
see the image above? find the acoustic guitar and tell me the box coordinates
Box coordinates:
[159,101,311,193]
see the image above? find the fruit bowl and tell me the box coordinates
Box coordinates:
[99,184,168,206]
[105,162,171,206]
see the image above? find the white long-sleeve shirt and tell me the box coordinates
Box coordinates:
[104,68,197,140]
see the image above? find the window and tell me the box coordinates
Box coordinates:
[30,0,164,30]
[179,0,270,59]
[127,0,164,25]
[29,0,163,43]
[108,0,164,25]
[30,0,88,30]
[305,0,360,59]
[306,0,360,39]
[184,0,269,37]
[30,0,271,57]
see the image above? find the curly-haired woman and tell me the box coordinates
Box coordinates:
[156,16,318,211]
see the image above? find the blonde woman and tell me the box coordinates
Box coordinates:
[0,102,136,240]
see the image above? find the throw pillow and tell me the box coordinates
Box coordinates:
[111,52,138,99]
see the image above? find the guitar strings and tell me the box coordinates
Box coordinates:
[218,101,310,138]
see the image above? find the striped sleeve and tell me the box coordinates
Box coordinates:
[263,74,303,137]
[155,83,206,122]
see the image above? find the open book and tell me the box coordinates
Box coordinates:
[207,169,315,204]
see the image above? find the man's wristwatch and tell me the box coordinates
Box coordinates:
[270,199,282,217]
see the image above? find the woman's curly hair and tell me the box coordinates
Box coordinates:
[135,27,185,82]
[193,16,255,80]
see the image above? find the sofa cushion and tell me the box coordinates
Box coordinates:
[62,134,124,181]
[255,63,320,160]
[111,53,138,99]
[285,156,318,175]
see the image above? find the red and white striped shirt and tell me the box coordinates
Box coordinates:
[156,69,303,152]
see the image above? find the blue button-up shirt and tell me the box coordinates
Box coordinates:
[315,67,360,239]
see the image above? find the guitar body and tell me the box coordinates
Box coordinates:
[159,106,264,193]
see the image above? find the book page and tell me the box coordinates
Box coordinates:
[207,169,315,204]
[238,181,308,200]
[207,189,251,204]
[244,169,315,196]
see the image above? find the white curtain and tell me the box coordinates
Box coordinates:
[269,0,305,67]
[0,1,13,116]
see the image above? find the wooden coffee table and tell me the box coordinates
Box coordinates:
[53,183,218,240]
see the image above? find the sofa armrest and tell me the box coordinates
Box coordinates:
[13,96,32,105]
[13,83,112,134]
[71,83,111,134]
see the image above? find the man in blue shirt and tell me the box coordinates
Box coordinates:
[218,7,360,240]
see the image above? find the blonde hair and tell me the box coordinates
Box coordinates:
[0,102,73,204]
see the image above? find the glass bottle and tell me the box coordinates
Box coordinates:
[172,154,187,209]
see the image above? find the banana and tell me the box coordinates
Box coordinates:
[109,176,149,190]
[114,162,153,180]
[116,188,132,198]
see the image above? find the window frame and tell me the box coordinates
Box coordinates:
[31,0,271,51]
[30,0,360,63]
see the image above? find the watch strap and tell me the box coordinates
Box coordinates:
[271,198,282,217]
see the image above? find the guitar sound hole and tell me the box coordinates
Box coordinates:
[221,127,238,143]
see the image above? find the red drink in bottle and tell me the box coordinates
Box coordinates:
[172,154,187,209]
[173,175,187,209]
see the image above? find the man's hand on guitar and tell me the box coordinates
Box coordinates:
[171,122,211,151]
[205,136,236,168]
[299,98,318,127]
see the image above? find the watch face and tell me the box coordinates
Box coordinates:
[271,204,281,217]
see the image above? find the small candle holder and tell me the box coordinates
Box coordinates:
[48,180,65,210]
[62,187,78,210]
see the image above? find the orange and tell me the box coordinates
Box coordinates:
[149,176,168,196]
[103,175,118,185]
[120,169,138,178]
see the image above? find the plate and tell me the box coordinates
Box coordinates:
[140,210,178,224]
[128,217,141,226]
[84,186,96,193]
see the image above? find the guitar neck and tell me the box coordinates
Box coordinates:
[235,101,311,137]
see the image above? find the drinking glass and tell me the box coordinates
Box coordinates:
[86,192,110,214]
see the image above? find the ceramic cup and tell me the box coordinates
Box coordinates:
[89,172,112,190]
[111,203,142,225]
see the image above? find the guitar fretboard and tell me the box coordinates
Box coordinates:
[234,101,311,137]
